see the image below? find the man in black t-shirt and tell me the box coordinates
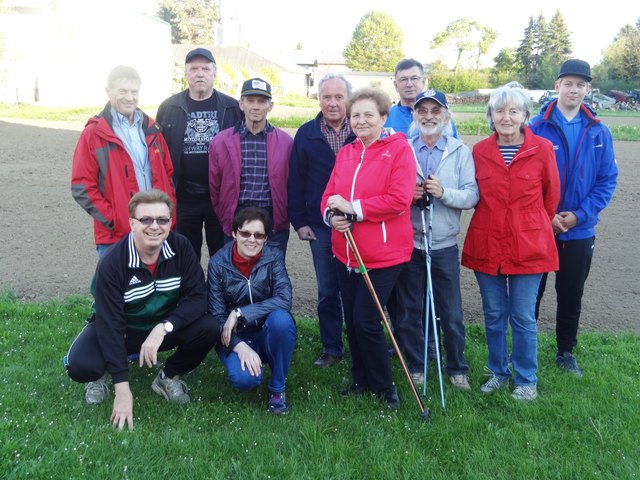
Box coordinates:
[157,48,242,260]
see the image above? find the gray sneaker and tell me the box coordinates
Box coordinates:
[151,372,190,404]
[85,373,110,404]
[556,352,583,378]
[480,369,509,394]
[449,374,471,391]
[410,371,424,386]
[512,385,538,401]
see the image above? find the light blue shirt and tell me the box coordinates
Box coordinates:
[111,108,151,192]
[411,134,447,178]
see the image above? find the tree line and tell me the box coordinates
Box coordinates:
[156,2,639,92]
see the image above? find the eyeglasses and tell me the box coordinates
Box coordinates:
[416,107,444,116]
[133,216,171,226]
[396,76,423,85]
[236,229,267,241]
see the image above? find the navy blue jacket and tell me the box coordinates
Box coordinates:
[207,242,292,350]
[287,112,355,231]
[530,100,618,240]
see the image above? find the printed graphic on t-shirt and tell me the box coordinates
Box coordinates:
[183,110,219,155]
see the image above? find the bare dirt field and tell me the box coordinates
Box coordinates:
[0,117,638,333]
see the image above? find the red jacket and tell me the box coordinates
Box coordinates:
[208,124,293,236]
[322,133,416,269]
[462,127,560,275]
[71,105,176,245]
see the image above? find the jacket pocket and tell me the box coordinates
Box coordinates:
[516,210,549,263]
[464,226,489,261]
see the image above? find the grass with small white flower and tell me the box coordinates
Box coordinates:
[1,291,639,479]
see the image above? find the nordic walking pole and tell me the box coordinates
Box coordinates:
[420,190,446,415]
[344,229,430,421]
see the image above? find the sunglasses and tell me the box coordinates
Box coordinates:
[133,216,171,226]
[236,229,267,240]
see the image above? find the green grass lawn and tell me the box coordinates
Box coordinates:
[1,293,639,479]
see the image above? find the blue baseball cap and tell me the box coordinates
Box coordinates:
[414,89,448,109]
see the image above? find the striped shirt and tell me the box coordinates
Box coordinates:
[498,144,522,166]
[321,116,351,154]
[238,122,273,208]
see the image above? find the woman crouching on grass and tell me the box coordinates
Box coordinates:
[207,206,297,415]
[321,87,416,410]
[462,83,560,401]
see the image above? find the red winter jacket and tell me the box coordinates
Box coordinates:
[322,133,416,270]
[461,127,560,275]
[71,105,176,245]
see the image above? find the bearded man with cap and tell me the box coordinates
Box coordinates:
[156,48,242,261]
[393,89,478,389]
[208,78,293,256]
[530,59,618,377]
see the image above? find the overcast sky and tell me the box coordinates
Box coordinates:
[219,0,638,68]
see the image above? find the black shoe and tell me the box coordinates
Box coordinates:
[340,383,367,397]
[314,353,341,367]
[376,385,400,410]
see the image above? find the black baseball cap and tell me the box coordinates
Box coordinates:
[557,59,591,82]
[185,48,216,64]
[241,78,272,98]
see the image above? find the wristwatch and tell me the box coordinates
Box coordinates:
[234,308,242,318]
[163,320,174,333]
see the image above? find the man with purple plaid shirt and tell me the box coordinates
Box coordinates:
[209,78,293,256]
[287,73,355,367]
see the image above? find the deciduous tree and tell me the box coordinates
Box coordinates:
[343,11,403,72]
[158,0,219,44]
[430,18,497,72]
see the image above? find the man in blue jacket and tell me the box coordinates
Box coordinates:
[530,59,618,377]
[287,73,355,367]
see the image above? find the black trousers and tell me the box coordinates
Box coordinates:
[536,237,595,354]
[65,314,220,383]
[337,263,402,394]
[176,195,224,261]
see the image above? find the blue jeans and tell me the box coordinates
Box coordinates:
[475,272,542,387]
[95,244,113,258]
[217,309,297,393]
[223,229,290,258]
[309,227,344,357]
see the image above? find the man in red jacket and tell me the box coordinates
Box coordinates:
[71,65,176,256]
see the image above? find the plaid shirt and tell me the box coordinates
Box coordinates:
[238,122,273,208]
[321,116,351,154]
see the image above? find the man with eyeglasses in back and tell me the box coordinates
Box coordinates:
[65,190,219,430]
[71,65,176,257]
[385,58,458,139]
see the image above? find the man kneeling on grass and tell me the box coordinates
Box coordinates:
[64,189,219,430]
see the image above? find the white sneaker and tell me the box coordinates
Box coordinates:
[85,373,110,404]
[151,372,190,404]
[480,369,509,394]
[512,385,538,401]
[410,372,424,386]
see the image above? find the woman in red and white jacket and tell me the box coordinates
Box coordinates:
[321,88,416,410]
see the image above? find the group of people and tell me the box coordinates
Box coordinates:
[64,50,617,429]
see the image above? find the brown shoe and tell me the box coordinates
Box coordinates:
[313,353,341,367]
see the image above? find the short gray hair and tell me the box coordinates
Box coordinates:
[486,82,531,132]
[318,73,353,97]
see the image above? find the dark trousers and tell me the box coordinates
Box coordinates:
[536,237,595,354]
[65,314,220,383]
[337,263,402,394]
[176,195,224,261]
